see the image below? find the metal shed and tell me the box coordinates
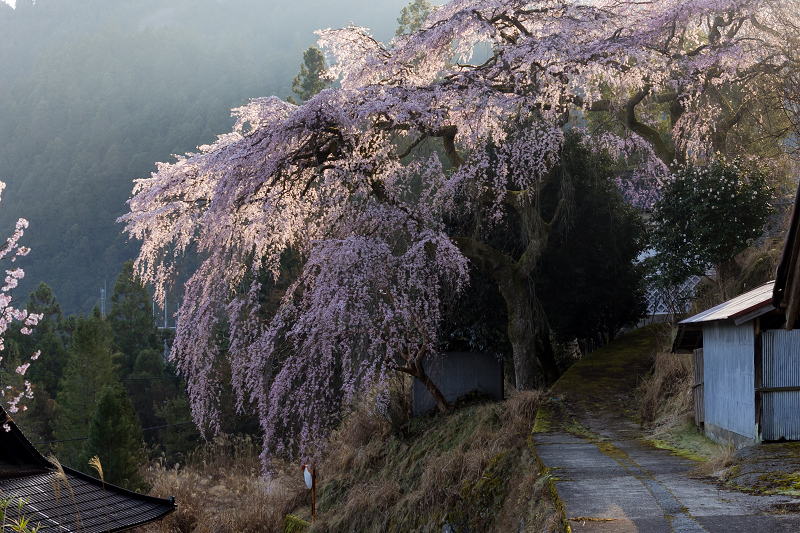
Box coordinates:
[675,281,800,447]
[0,407,175,532]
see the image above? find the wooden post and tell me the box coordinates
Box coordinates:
[311,461,316,523]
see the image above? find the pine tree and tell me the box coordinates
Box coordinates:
[126,348,175,432]
[288,46,330,103]
[52,309,120,467]
[83,384,145,490]
[108,260,161,376]
[25,283,67,397]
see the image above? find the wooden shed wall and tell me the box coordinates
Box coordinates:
[703,321,757,442]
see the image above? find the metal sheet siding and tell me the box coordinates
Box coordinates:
[762,330,800,441]
[703,321,756,440]
[412,352,504,416]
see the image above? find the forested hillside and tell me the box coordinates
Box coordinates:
[0,0,409,313]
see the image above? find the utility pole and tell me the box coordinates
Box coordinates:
[100,280,106,317]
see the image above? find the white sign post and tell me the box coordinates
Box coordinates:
[302,462,316,522]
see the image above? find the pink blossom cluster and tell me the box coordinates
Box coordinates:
[121,0,799,459]
[0,180,41,424]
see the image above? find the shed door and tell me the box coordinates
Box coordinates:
[761,330,800,441]
[693,348,704,426]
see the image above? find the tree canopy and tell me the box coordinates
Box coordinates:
[122,0,800,457]
[648,157,775,290]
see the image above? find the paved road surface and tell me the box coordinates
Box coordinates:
[533,414,800,532]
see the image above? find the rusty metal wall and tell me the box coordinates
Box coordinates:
[703,321,756,441]
[761,330,800,441]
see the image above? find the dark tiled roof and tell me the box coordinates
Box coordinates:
[0,408,175,532]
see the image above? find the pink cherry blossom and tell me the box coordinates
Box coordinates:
[121,0,800,459]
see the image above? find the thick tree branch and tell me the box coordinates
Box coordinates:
[430,125,463,167]
[619,87,675,165]
[452,236,514,279]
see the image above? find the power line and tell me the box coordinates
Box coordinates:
[35,421,195,445]
[121,376,181,381]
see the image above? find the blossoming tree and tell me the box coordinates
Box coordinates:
[0,180,42,427]
[121,0,800,456]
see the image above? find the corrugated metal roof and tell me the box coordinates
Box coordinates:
[0,407,175,532]
[679,281,775,324]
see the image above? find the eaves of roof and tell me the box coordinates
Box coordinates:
[679,281,775,326]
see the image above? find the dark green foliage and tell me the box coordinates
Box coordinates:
[1,283,69,397]
[52,310,120,466]
[125,348,175,433]
[83,383,145,490]
[536,144,648,345]
[441,264,512,360]
[18,385,57,454]
[649,158,774,287]
[443,132,647,372]
[396,0,432,36]
[290,47,330,103]
[25,330,67,398]
[108,260,162,375]
[27,282,63,324]
[154,392,201,464]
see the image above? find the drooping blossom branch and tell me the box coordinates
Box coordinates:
[0,181,42,429]
[121,0,800,458]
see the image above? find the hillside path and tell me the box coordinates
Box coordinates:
[531,327,800,532]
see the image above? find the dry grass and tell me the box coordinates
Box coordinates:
[132,434,304,533]
[638,350,694,435]
[638,347,737,472]
[689,238,785,315]
[308,389,558,533]
[693,442,737,481]
[133,390,558,533]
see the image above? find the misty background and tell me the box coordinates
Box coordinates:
[0,0,414,314]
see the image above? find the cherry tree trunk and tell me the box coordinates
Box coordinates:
[400,354,453,413]
[417,370,452,413]
[499,270,539,391]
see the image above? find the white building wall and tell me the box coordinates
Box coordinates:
[703,320,757,442]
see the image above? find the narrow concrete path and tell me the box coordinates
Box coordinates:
[531,326,800,532]
[533,420,800,532]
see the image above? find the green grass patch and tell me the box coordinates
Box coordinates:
[647,423,722,462]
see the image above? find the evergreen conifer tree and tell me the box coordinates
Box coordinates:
[126,347,175,432]
[108,260,161,376]
[83,383,145,490]
[25,283,67,397]
[52,309,120,467]
[288,46,329,103]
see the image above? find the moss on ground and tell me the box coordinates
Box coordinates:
[283,515,310,533]
[648,424,722,462]
[533,325,664,437]
[550,325,663,416]
[726,442,800,495]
